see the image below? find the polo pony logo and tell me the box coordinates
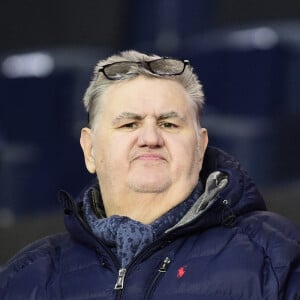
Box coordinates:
[177,265,187,278]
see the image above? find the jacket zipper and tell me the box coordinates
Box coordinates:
[114,256,171,300]
[72,205,211,299]
[113,246,173,299]
[114,268,127,290]
[143,257,171,300]
[68,208,172,299]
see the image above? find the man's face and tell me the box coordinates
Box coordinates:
[81,76,208,205]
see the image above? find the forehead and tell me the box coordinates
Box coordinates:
[99,76,195,117]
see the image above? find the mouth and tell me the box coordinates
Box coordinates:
[133,152,166,162]
[136,154,165,161]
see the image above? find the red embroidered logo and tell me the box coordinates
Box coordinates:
[177,266,187,278]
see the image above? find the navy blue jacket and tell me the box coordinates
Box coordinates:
[1,147,300,299]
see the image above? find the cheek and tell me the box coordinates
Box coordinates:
[93,134,131,169]
[188,134,204,169]
[92,145,105,172]
[91,133,108,168]
[171,136,200,168]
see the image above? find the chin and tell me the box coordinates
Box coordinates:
[128,179,171,193]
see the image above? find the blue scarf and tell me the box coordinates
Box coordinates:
[83,182,203,268]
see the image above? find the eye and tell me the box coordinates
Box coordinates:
[120,122,139,128]
[159,122,178,128]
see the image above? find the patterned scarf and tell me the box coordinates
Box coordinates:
[83,182,203,268]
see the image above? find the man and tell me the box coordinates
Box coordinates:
[1,50,300,299]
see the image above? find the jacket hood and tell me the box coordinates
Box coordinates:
[192,147,266,228]
[201,146,266,213]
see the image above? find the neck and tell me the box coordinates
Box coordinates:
[101,185,195,224]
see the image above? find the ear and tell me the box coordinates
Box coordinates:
[80,127,96,174]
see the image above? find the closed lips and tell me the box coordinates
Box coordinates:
[135,153,166,161]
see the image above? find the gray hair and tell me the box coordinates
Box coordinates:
[83,50,205,127]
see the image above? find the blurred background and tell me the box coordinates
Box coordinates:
[1,0,300,264]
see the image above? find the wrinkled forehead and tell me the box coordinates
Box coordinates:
[96,76,199,122]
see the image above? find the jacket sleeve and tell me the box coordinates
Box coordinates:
[269,215,300,299]
[0,233,66,300]
[284,264,300,299]
[240,211,300,299]
[0,256,50,299]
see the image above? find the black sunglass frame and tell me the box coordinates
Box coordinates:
[98,58,190,80]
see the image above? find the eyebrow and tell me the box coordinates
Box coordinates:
[157,111,186,122]
[112,112,142,125]
[112,111,186,125]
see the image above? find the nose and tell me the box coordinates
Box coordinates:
[137,124,164,148]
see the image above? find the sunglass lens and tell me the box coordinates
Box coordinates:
[149,59,185,75]
[104,62,137,79]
